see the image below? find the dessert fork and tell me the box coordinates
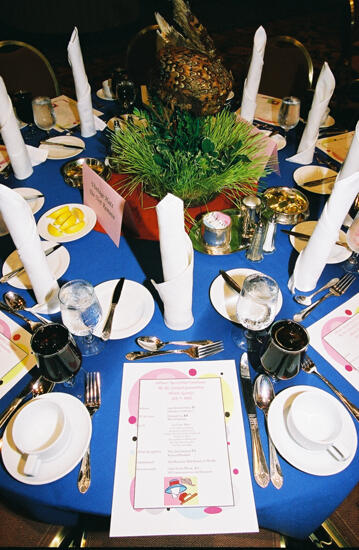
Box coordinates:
[301,356,359,422]
[293,273,355,322]
[126,341,224,361]
[78,372,101,494]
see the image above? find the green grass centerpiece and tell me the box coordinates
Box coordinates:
[108,98,271,208]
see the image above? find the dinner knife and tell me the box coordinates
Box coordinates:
[101,278,125,341]
[240,352,270,488]
[281,229,348,249]
[0,377,39,429]
[219,270,242,294]
[40,141,84,150]
[0,244,62,283]
[300,175,336,187]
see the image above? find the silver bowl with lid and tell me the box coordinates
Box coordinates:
[61,157,112,188]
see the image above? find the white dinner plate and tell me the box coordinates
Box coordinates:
[0,187,45,237]
[289,221,351,264]
[257,129,286,151]
[209,268,283,323]
[268,385,357,476]
[2,392,92,485]
[37,204,96,243]
[93,279,155,340]
[2,240,70,291]
[293,165,338,195]
[39,136,85,160]
[96,88,115,101]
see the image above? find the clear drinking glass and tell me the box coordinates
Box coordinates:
[59,279,105,357]
[32,96,56,133]
[115,79,137,114]
[232,273,279,350]
[278,96,301,134]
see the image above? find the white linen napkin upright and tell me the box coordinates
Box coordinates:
[0,77,33,180]
[151,193,194,330]
[289,120,359,292]
[67,27,96,138]
[240,26,267,123]
[287,62,335,165]
[0,184,59,313]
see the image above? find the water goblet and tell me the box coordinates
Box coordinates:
[278,96,301,136]
[232,273,279,351]
[115,78,137,114]
[12,90,34,127]
[32,96,56,136]
[58,279,105,357]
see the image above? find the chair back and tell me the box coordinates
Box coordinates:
[0,40,60,98]
[259,35,313,101]
[126,25,162,86]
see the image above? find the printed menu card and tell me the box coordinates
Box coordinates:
[307,293,359,391]
[0,311,36,398]
[110,360,258,537]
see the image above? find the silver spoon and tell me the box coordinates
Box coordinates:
[0,301,42,333]
[293,277,339,306]
[3,291,50,324]
[0,376,54,430]
[136,335,213,352]
[253,374,283,489]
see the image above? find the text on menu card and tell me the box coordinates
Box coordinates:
[134,377,234,509]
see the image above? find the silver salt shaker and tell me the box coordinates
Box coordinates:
[246,219,266,262]
[263,213,277,254]
[241,195,261,240]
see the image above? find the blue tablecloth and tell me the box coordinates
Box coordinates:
[0,103,358,540]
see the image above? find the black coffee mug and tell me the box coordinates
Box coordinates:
[260,319,309,380]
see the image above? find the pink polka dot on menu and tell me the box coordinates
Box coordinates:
[128,416,137,424]
[345,310,352,316]
[345,365,353,372]
[233,468,239,475]
[189,369,197,376]
[13,334,20,341]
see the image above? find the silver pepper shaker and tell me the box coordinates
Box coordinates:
[246,219,266,262]
[263,213,277,254]
[241,195,261,240]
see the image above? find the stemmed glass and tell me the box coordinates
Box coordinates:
[278,96,301,136]
[343,215,359,273]
[12,90,36,135]
[58,279,105,357]
[232,273,279,351]
[115,78,137,114]
[32,96,56,136]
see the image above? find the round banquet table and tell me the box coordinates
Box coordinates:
[0,100,358,541]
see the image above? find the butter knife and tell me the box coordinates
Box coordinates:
[40,141,84,150]
[101,278,125,341]
[219,270,242,294]
[281,229,348,249]
[240,353,269,488]
[0,244,62,283]
[0,377,39,429]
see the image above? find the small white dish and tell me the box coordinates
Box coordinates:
[320,115,335,128]
[2,240,70,290]
[293,165,337,195]
[93,279,155,339]
[270,133,286,151]
[209,268,283,323]
[0,187,45,237]
[39,136,85,160]
[37,204,96,243]
[289,220,351,264]
[106,115,146,132]
[267,385,357,476]
[2,392,92,485]
[96,88,115,101]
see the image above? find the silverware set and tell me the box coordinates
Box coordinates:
[126,341,224,361]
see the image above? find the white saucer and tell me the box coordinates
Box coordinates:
[39,136,85,160]
[209,268,283,323]
[320,115,335,128]
[0,188,45,237]
[293,165,338,195]
[289,221,351,264]
[2,392,92,485]
[93,279,155,339]
[2,240,70,291]
[258,129,286,151]
[37,203,96,243]
[96,88,115,101]
[267,385,357,476]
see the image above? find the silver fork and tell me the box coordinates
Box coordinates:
[301,356,359,422]
[293,273,356,322]
[125,341,224,361]
[78,372,101,494]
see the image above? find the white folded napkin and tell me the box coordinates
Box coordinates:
[67,27,96,138]
[0,77,33,180]
[289,120,359,292]
[0,184,59,312]
[287,62,335,165]
[26,144,48,165]
[151,193,194,330]
[240,26,267,123]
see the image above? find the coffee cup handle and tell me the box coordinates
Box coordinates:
[24,454,41,477]
[328,443,350,462]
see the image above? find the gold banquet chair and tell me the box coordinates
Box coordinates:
[0,40,60,98]
[259,35,314,101]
